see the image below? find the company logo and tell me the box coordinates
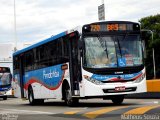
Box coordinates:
[115,71,123,74]
[43,69,60,79]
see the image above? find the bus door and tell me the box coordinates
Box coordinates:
[68,31,81,96]
[19,54,25,98]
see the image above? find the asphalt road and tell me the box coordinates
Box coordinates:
[0,98,160,120]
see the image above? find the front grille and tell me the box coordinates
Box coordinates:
[101,79,134,83]
[103,87,137,93]
[83,65,144,75]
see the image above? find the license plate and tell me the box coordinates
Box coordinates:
[115,86,126,91]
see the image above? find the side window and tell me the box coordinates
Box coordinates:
[35,47,42,69]
[39,45,48,68]
[13,56,20,74]
[34,48,39,70]
[46,40,57,66]
[62,37,69,63]
[37,40,58,68]
[57,39,63,64]
[24,50,34,71]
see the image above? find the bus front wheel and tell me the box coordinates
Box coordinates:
[65,89,79,106]
[3,96,7,100]
[111,95,124,105]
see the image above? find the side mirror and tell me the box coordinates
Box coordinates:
[141,30,153,47]
[141,30,153,59]
[142,40,146,59]
[141,31,151,41]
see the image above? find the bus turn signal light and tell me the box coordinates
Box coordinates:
[61,64,68,70]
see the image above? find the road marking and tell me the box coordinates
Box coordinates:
[154,101,159,104]
[69,107,88,109]
[64,110,81,115]
[143,101,159,104]
[124,105,160,115]
[0,108,54,114]
[64,107,88,115]
[83,106,128,119]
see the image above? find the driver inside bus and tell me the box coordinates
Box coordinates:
[86,53,110,68]
[94,53,110,67]
[121,47,129,56]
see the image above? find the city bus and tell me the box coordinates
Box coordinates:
[0,67,12,100]
[13,21,146,106]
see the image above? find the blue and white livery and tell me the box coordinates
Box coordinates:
[13,21,147,106]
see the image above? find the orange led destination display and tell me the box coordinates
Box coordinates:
[89,24,128,32]
[83,22,140,33]
[107,24,119,31]
[90,25,101,31]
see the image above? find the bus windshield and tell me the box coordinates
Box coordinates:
[0,67,11,86]
[84,35,143,68]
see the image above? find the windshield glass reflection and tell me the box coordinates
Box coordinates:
[84,35,143,68]
[0,68,11,86]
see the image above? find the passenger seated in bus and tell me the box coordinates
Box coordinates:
[116,47,130,58]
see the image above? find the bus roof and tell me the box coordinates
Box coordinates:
[85,21,139,25]
[13,31,67,56]
[13,21,138,56]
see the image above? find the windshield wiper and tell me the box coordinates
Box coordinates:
[117,33,130,57]
[116,38,122,58]
[104,41,109,58]
[97,36,109,58]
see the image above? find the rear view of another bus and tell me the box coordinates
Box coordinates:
[0,67,12,100]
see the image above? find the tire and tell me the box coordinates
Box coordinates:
[28,87,44,105]
[65,89,79,107]
[37,99,44,105]
[28,86,37,105]
[111,95,124,105]
[3,96,7,100]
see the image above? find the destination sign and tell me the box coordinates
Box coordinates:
[83,23,140,32]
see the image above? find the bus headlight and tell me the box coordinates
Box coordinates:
[84,75,103,85]
[134,73,145,83]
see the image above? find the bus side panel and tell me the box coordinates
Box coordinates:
[50,63,71,99]
[13,74,21,98]
[23,64,67,99]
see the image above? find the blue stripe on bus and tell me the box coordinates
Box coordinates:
[91,71,142,81]
[0,86,11,91]
[23,64,64,90]
[13,31,67,56]
[14,64,65,90]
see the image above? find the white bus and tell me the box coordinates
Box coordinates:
[0,44,13,100]
[0,61,12,100]
[13,21,146,106]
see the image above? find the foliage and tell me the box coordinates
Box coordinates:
[139,14,160,79]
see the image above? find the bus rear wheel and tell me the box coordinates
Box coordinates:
[28,86,44,105]
[111,95,124,105]
[28,86,36,105]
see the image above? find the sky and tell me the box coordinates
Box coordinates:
[0,0,160,46]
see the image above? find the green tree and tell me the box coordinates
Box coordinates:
[139,14,160,79]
